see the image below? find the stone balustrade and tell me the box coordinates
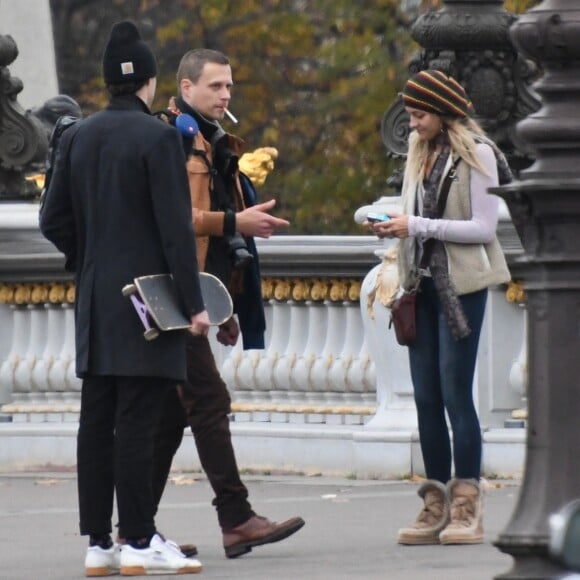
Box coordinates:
[0,202,527,477]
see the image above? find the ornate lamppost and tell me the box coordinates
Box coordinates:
[383,0,540,183]
[493,2,580,578]
[0,33,48,200]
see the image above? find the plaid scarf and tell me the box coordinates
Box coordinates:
[421,135,471,340]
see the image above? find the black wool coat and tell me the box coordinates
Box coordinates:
[39,95,205,381]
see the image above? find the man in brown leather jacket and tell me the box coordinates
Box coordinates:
[153,48,304,559]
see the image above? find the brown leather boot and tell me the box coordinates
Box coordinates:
[397,480,449,545]
[178,544,198,558]
[223,515,305,558]
[439,478,484,545]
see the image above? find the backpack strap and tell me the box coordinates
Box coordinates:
[419,157,460,270]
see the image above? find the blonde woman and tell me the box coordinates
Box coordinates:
[369,70,511,546]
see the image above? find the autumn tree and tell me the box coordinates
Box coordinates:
[49,0,540,234]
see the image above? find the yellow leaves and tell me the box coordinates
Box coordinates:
[239,147,279,187]
[504,0,542,13]
[262,127,280,144]
[157,18,189,45]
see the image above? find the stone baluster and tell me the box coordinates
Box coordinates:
[13,304,47,405]
[230,302,273,397]
[506,308,527,425]
[309,298,346,411]
[61,305,79,394]
[504,282,528,424]
[0,305,30,404]
[272,287,310,402]
[64,306,82,397]
[48,301,74,394]
[32,303,66,401]
[324,280,350,404]
[291,295,328,398]
[217,334,244,397]
[253,295,290,402]
[344,332,375,405]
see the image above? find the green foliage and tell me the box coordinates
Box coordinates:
[50,0,413,234]
[48,0,545,234]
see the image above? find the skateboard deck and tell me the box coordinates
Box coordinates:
[122,272,233,341]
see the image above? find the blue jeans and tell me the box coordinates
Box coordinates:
[408,277,487,483]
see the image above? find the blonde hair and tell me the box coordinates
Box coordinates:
[405,116,489,182]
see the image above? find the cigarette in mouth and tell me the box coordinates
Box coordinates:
[224,108,238,124]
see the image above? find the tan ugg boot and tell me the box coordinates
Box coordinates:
[397,480,450,545]
[439,478,484,545]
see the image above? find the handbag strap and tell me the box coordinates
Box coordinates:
[419,157,460,270]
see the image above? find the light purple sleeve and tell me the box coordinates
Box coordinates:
[408,143,500,244]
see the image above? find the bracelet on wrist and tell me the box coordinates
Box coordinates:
[223,209,236,236]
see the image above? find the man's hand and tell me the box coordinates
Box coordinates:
[236,199,289,238]
[216,316,240,346]
[190,310,210,337]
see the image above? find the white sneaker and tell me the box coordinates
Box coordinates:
[85,543,121,577]
[120,534,202,576]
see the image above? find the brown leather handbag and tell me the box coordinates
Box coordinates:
[389,290,418,346]
[388,159,459,346]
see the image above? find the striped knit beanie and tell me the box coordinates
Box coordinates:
[401,70,472,118]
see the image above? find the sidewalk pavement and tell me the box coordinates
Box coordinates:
[0,471,520,580]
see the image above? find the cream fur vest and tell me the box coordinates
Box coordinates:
[397,156,511,295]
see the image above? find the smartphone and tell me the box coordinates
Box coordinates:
[366,211,391,223]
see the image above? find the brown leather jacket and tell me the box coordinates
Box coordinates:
[185,128,246,272]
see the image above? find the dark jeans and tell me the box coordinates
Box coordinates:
[408,277,487,484]
[153,333,254,530]
[77,375,173,539]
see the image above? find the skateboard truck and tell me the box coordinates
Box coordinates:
[122,284,161,341]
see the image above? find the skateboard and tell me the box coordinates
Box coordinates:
[122,272,233,341]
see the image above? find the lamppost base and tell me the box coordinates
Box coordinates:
[494,543,567,579]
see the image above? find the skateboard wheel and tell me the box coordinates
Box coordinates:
[122,284,137,297]
[144,328,160,341]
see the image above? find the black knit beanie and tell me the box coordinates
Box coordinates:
[30,95,83,128]
[102,21,157,85]
[401,70,472,118]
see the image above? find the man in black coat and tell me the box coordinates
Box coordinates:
[40,21,208,577]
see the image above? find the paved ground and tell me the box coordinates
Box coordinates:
[0,471,521,579]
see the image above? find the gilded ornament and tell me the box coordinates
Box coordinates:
[238,147,279,187]
[291,279,310,301]
[348,280,361,302]
[0,284,14,304]
[310,280,329,301]
[13,284,31,305]
[261,278,274,300]
[506,280,526,304]
[329,279,348,302]
[66,284,76,303]
[48,283,66,304]
[273,279,292,301]
[31,284,49,304]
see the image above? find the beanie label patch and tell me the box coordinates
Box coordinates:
[121,62,135,75]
